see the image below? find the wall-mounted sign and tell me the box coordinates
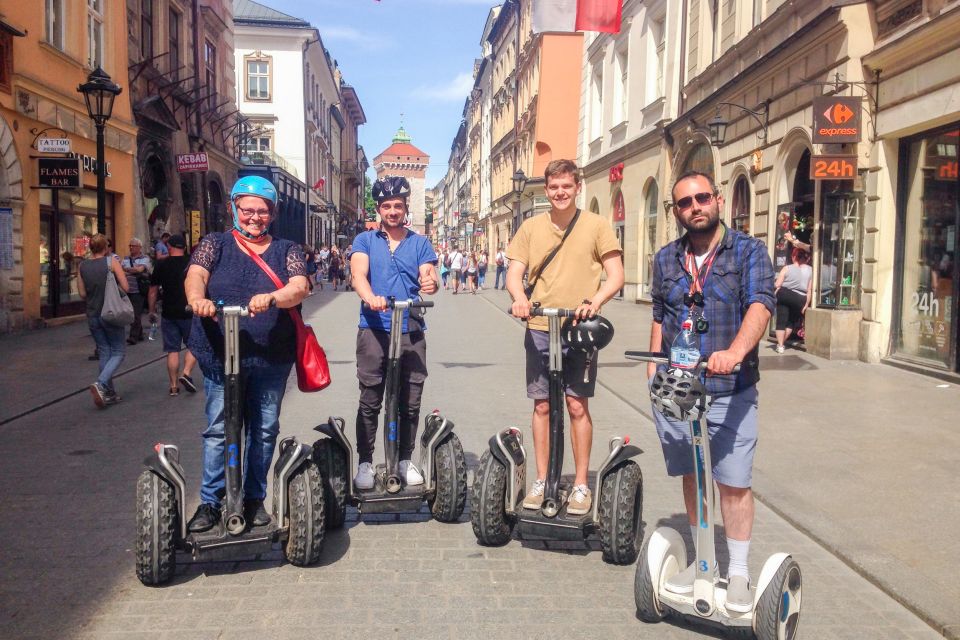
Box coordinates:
[608,162,624,182]
[810,155,858,180]
[37,157,82,188]
[37,138,72,153]
[935,160,958,181]
[812,96,862,144]
[176,152,209,173]
[66,152,111,178]
[614,190,625,222]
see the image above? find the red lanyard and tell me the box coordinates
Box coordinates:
[684,228,725,296]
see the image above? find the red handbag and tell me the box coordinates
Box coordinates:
[234,232,331,392]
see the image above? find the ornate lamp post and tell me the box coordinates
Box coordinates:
[511,168,527,237]
[707,100,770,147]
[77,67,122,234]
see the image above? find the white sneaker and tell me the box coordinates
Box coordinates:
[354,462,375,490]
[399,460,424,486]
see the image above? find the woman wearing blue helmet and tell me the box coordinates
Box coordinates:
[183,175,310,532]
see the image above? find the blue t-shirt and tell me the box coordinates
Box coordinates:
[352,228,437,333]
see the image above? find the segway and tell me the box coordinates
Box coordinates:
[625,351,802,639]
[471,305,644,564]
[135,304,325,586]
[312,299,467,526]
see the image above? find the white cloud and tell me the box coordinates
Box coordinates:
[416,72,474,102]
[319,25,393,50]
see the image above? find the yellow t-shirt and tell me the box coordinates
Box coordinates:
[507,210,621,331]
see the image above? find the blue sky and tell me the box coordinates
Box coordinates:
[263,0,499,186]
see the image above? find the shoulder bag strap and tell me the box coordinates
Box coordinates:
[233,231,308,326]
[526,208,582,292]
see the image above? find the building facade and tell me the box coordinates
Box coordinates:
[0,2,138,329]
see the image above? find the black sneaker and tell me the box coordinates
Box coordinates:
[178,374,197,393]
[187,503,220,533]
[244,499,271,527]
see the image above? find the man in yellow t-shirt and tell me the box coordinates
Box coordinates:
[506,159,624,516]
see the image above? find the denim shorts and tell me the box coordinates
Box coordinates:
[161,317,192,353]
[524,329,598,400]
[651,383,759,488]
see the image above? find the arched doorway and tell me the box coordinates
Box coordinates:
[612,190,625,298]
[0,115,25,332]
[206,176,226,234]
[642,179,659,298]
[773,142,814,270]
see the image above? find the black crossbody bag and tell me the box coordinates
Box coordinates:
[523,208,581,299]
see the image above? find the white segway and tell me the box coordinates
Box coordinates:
[625,351,802,639]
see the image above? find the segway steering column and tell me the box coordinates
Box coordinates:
[221,305,250,535]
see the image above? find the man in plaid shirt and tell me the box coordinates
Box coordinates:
[647,170,775,612]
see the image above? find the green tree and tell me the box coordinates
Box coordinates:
[364,175,376,220]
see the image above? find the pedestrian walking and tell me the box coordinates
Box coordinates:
[148,234,198,397]
[329,246,343,290]
[154,232,171,261]
[77,233,129,408]
[477,250,488,290]
[304,244,318,293]
[183,175,310,533]
[439,249,450,289]
[774,247,812,352]
[507,159,624,516]
[647,170,775,611]
[122,238,152,344]
[494,245,507,289]
[448,245,464,294]
[344,244,354,291]
[350,176,439,489]
[466,252,479,294]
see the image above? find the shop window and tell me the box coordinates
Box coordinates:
[0,31,12,93]
[643,181,659,298]
[731,175,750,234]
[87,0,103,68]
[896,126,959,368]
[204,40,217,110]
[818,190,863,309]
[46,0,66,51]
[168,8,181,79]
[245,55,271,101]
[141,0,153,60]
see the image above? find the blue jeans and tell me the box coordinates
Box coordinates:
[495,265,506,289]
[199,364,292,506]
[87,316,126,392]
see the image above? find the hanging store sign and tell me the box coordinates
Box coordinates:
[614,190,625,222]
[37,138,72,153]
[810,155,858,180]
[176,152,209,173]
[812,96,862,144]
[608,162,624,182]
[37,157,82,188]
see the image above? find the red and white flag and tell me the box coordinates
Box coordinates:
[533,0,623,34]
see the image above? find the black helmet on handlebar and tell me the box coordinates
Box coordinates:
[561,315,614,352]
[650,367,710,422]
[372,176,411,203]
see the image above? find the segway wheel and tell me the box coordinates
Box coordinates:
[284,460,326,566]
[754,558,802,640]
[634,537,666,623]
[598,460,644,565]
[428,433,467,523]
[312,438,348,530]
[470,450,514,546]
[135,470,178,586]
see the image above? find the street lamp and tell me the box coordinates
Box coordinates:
[707,100,770,147]
[77,67,122,234]
[511,168,527,234]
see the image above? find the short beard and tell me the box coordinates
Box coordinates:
[681,209,720,235]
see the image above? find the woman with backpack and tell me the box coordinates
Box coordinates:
[477,250,489,290]
[439,249,451,290]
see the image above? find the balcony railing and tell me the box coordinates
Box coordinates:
[239,149,300,179]
[341,160,364,185]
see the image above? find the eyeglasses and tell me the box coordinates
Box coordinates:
[674,192,716,210]
[237,207,272,219]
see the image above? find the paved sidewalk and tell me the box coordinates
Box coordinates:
[481,288,960,638]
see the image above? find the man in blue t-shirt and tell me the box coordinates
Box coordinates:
[349,176,439,490]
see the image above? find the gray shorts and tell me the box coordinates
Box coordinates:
[651,383,759,488]
[524,329,598,400]
[450,269,462,281]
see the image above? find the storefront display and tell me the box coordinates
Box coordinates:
[818,192,863,309]
[895,125,959,369]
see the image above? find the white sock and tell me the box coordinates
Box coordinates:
[726,537,751,579]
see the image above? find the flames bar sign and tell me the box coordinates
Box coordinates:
[812,96,861,144]
[176,152,209,173]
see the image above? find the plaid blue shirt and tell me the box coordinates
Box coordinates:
[652,225,775,396]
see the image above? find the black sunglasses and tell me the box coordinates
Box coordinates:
[675,192,716,210]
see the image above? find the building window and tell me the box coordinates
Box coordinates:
[731,175,750,234]
[613,46,628,125]
[204,40,217,110]
[643,181,659,298]
[141,0,153,60]
[653,16,665,100]
[46,0,66,51]
[168,7,181,79]
[245,55,271,100]
[589,64,603,141]
[0,31,12,93]
[86,0,104,68]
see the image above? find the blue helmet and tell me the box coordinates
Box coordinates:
[230,176,278,239]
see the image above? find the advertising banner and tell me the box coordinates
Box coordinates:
[176,153,209,173]
[812,96,862,144]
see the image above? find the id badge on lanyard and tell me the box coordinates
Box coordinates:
[683,229,724,334]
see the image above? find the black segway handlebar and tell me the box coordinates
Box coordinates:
[624,350,742,373]
[362,298,434,310]
[506,305,575,318]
